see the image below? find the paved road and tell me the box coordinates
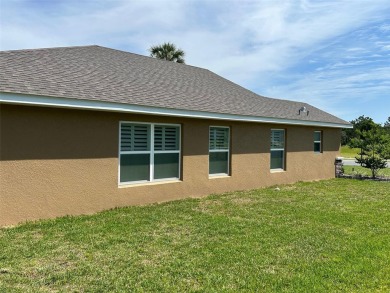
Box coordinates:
[342,159,359,166]
[342,159,389,168]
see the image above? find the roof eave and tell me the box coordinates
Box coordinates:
[0,92,353,128]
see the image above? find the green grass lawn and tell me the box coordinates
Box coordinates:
[343,165,390,177]
[1,180,389,292]
[340,145,360,158]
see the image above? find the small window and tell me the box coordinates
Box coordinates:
[209,126,230,176]
[119,122,180,185]
[314,131,322,153]
[271,129,285,170]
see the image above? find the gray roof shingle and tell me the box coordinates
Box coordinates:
[0,45,350,126]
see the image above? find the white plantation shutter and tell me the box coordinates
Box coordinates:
[271,130,285,149]
[120,124,133,151]
[120,124,150,151]
[164,127,179,150]
[209,127,229,150]
[154,126,179,151]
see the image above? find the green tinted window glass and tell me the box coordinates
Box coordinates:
[120,154,150,183]
[314,142,321,153]
[209,152,228,174]
[270,150,284,169]
[154,153,179,179]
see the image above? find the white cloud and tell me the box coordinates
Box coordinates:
[379,23,390,32]
[262,65,390,120]
[381,45,390,51]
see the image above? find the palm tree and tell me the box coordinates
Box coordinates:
[149,42,185,64]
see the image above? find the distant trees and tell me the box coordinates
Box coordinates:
[341,115,377,146]
[149,42,185,64]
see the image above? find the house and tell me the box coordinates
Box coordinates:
[0,45,351,226]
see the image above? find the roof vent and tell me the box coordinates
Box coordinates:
[299,106,309,116]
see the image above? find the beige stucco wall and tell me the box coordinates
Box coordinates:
[0,104,341,226]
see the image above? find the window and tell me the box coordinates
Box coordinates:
[270,129,285,170]
[209,126,230,176]
[119,122,180,184]
[314,131,322,153]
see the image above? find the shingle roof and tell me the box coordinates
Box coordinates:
[0,45,350,126]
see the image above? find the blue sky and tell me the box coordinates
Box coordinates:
[1,0,389,124]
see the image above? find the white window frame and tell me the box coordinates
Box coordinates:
[118,121,181,186]
[270,129,285,170]
[314,131,322,153]
[209,126,230,177]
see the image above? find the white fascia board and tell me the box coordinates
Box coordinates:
[0,92,353,128]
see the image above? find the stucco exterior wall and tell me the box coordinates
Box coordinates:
[0,104,341,226]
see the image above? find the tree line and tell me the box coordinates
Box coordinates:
[341,116,390,145]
